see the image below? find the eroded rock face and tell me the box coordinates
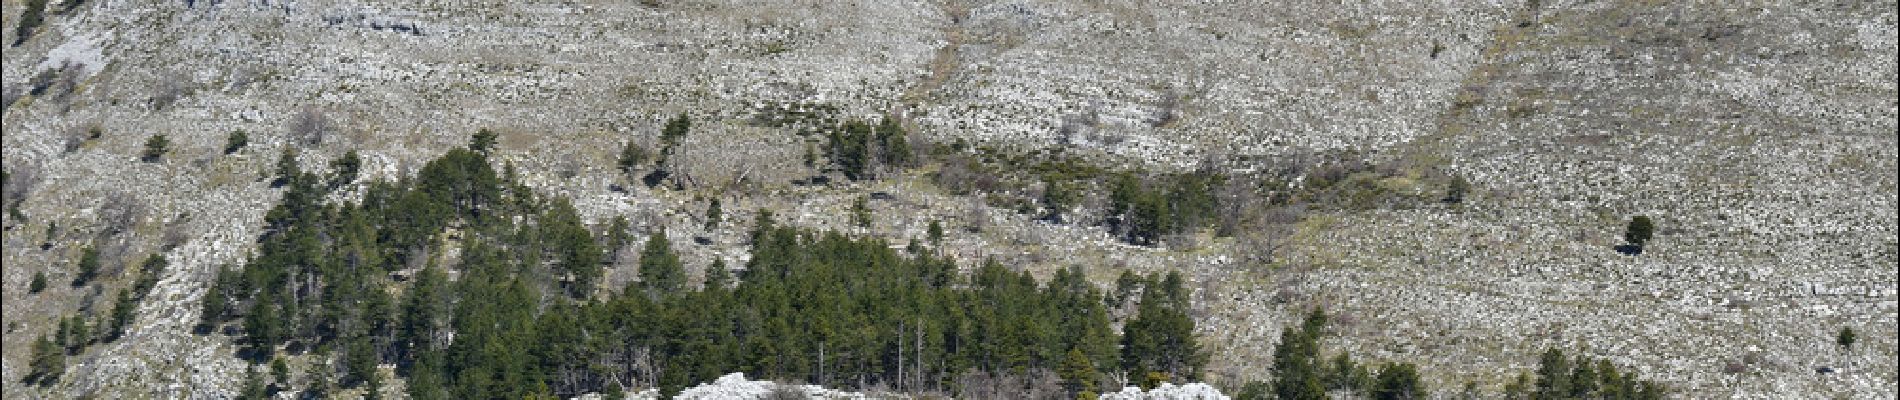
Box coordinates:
[3,0,1894,398]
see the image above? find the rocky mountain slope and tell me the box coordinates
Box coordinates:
[4,0,1895,398]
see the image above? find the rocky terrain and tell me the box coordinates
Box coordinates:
[3,0,1895,398]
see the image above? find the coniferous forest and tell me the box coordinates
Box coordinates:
[166,132,1672,399]
[195,135,1203,399]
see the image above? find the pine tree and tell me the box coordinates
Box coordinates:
[271,357,291,392]
[851,196,872,228]
[12,0,48,46]
[347,335,379,387]
[27,334,64,385]
[245,300,284,357]
[1058,347,1100,395]
[1269,326,1323,400]
[1534,348,1571,399]
[1325,352,1359,392]
[1569,355,1599,398]
[105,290,137,342]
[876,116,912,168]
[833,121,874,180]
[606,216,633,257]
[705,198,723,230]
[1838,327,1857,351]
[1041,178,1078,223]
[660,113,692,154]
[65,315,89,354]
[1371,363,1421,400]
[927,220,945,246]
[1234,381,1271,400]
[239,364,269,400]
[544,198,604,299]
[330,150,362,189]
[200,265,234,328]
[1502,372,1531,400]
[274,147,301,187]
[705,258,732,290]
[29,271,47,293]
[470,129,500,154]
[1122,274,1203,384]
[638,232,685,294]
[130,253,168,299]
[73,246,100,287]
[55,316,71,350]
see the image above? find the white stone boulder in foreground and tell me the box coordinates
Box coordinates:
[571,373,879,400]
[571,373,1234,399]
[1099,383,1231,400]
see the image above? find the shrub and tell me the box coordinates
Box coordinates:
[3,163,40,214]
[618,141,650,175]
[1444,175,1470,204]
[29,271,47,293]
[288,108,332,146]
[141,134,170,162]
[224,130,249,154]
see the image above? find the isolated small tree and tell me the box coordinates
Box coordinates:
[224,130,249,154]
[27,334,63,385]
[660,113,691,154]
[705,198,723,229]
[30,271,48,293]
[141,134,170,162]
[851,196,872,228]
[104,290,136,342]
[73,246,100,287]
[927,220,945,246]
[1837,327,1856,351]
[1444,175,1470,204]
[273,148,301,187]
[1624,215,1655,249]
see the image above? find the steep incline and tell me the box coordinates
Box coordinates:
[3,0,1894,398]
